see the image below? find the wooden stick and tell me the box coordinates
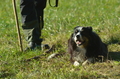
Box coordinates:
[12,0,23,52]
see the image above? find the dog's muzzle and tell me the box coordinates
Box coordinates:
[75,35,85,46]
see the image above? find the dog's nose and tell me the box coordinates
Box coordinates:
[76,35,80,38]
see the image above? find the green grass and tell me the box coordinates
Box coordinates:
[0,0,120,79]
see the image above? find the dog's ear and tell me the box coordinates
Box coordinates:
[87,27,92,31]
[82,26,92,32]
[71,33,74,38]
[85,26,92,32]
[68,33,77,51]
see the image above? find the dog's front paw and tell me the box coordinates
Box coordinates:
[73,61,80,66]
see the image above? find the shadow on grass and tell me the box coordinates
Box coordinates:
[108,52,120,61]
[106,39,120,45]
[105,37,120,61]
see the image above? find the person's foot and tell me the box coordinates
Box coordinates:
[24,42,39,52]
[24,42,50,52]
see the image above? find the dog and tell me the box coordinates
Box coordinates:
[68,26,108,66]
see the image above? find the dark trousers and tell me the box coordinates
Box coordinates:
[20,0,47,43]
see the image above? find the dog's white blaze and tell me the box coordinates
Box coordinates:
[78,33,83,41]
[76,32,83,39]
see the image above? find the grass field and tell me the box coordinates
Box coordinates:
[0,0,120,79]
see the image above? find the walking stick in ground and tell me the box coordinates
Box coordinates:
[12,0,23,52]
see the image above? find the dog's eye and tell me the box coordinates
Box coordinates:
[75,30,79,33]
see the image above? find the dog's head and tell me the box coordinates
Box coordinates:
[72,26,92,46]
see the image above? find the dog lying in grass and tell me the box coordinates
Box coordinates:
[68,26,108,66]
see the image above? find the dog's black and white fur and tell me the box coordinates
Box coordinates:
[68,26,108,66]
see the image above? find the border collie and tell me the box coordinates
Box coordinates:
[68,26,108,66]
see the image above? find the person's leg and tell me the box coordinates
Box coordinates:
[20,0,42,49]
[34,0,47,45]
